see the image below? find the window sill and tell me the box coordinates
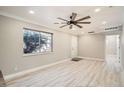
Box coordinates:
[23,51,54,57]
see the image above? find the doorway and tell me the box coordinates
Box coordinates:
[71,36,78,58]
[105,35,120,63]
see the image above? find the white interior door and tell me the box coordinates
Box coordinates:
[71,36,78,58]
[105,35,120,63]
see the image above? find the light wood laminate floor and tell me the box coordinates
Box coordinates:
[7,59,123,87]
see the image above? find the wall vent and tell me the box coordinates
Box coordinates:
[105,25,122,31]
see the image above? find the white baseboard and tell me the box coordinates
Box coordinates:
[78,56,105,62]
[4,58,71,82]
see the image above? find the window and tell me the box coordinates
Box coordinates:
[23,28,53,55]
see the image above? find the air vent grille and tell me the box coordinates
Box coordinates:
[105,25,122,31]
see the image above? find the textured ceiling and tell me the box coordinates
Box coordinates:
[0,6,124,35]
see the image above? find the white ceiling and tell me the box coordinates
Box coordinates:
[0,6,124,35]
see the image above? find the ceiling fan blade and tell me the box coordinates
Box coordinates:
[54,22,67,24]
[59,24,69,28]
[71,13,77,21]
[69,25,73,29]
[77,22,91,24]
[61,22,67,24]
[75,16,91,22]
[57,17,68,22]
[54,22,59,24]
[75,24,83,28]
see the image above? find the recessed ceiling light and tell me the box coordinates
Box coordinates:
[102,21,107,25]
[94,8,101,12]
[29,10,35,14]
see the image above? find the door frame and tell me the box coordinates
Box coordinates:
[105,34,121,63]
[70,35,78,58]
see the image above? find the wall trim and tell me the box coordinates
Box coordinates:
[78,56,105,62]
[4,58,71,82]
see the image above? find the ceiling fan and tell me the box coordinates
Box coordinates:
[54,12,91,29]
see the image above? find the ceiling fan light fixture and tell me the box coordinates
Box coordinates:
[72,28,76,30]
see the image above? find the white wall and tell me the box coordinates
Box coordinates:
[78,34,105,59]
[0,15,72,76]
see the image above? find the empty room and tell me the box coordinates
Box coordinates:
[0,6,124,87]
